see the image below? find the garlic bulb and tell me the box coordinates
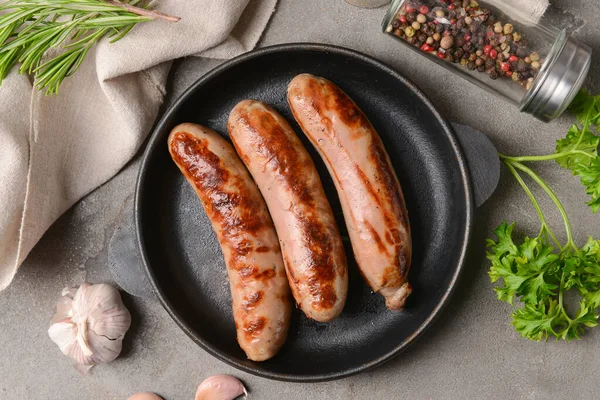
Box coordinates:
[196,375,247,400]
[48,283,131,374]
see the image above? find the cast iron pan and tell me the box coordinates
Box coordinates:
[135,43,473,382]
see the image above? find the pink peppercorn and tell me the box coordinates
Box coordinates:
[483,44,492,54]
[405,5,416,13]
[509,55,519,62]
[490,49,498,59]
[419,5,429,14]
[448,4,455,10]
[501,62,511,71]
[399,15,407,23]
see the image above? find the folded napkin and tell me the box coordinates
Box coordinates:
[0,0,278,291]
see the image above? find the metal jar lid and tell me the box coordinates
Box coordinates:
[520,33,592,122]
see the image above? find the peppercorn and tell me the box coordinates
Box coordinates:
[489,49,498,59]
[417,14,427,24]
[435,9,445,18]
[477,65,486,72]
[407,36,417,44]
[455,49,465,58]
[461,58,468,66]
[503,24,514,35]
[412,21,421,30]
[467,61,476,70]
[494,22,503,33]
[396,28,404,37]
[469,53,477,62]
[512,72,521,82]
[476,57,484,66]
[530,52,540,61]
[497,53,505,62]
[524,56,531,64]
[517,60,527,72]
[489,70,499,80]
[419,5,429,14]
[513,32,522,42]
[433,33,441,41]
[485,59,495,68]
[531,61,541,69]
[426,36,434,45]
[440,36,454,50]
[435,24,444,33]
[455,37,465,47]
[392,20,400,29]
[476,49,483,57]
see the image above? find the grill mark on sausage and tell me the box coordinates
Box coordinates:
[231,102,343,311]
[364,220,389,256]
[354,164,384,208]
[380,265,402,288]
[237,265,277,282]
[368,138,410,229]
[243,317,267,340]
[242,291,264,311]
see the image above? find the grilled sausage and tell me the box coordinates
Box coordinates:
[287,74,412,310]
[228,100,348,322]
[168,123,291,361]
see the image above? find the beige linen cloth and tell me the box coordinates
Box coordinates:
[0,0,278,291]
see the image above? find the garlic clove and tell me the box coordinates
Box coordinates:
[48,321,95,366]
[195,375,247,400]
[128,392,164,400]
[51,287,77,324]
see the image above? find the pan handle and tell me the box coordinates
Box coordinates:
[108,124,500,298]
[451,123,500,208]
[108,195,156,299]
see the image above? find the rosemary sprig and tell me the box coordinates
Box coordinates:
[0,0,179,95]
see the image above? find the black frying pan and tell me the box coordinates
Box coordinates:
[135,43,473,382]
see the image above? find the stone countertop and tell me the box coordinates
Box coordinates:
[1,0,599,399]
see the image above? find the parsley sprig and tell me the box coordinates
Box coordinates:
[488,91,600,341]
[0,0,179,95]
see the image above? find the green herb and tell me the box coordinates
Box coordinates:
[489,91,600,341]
[0,0,179,95]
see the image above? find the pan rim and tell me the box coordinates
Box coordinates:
[134,42,474,382]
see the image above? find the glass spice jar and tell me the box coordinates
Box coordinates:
[382,0,592,122]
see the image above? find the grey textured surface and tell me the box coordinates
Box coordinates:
[1,0,599,399]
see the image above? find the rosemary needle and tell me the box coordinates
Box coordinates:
[0,0,179,95]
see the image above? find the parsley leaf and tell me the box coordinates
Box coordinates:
[555,92,600,212]
[568,90,600,126]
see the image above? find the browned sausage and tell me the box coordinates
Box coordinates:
[287,74,412,310]
[228,100,348,322]
[168,123,291,361]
